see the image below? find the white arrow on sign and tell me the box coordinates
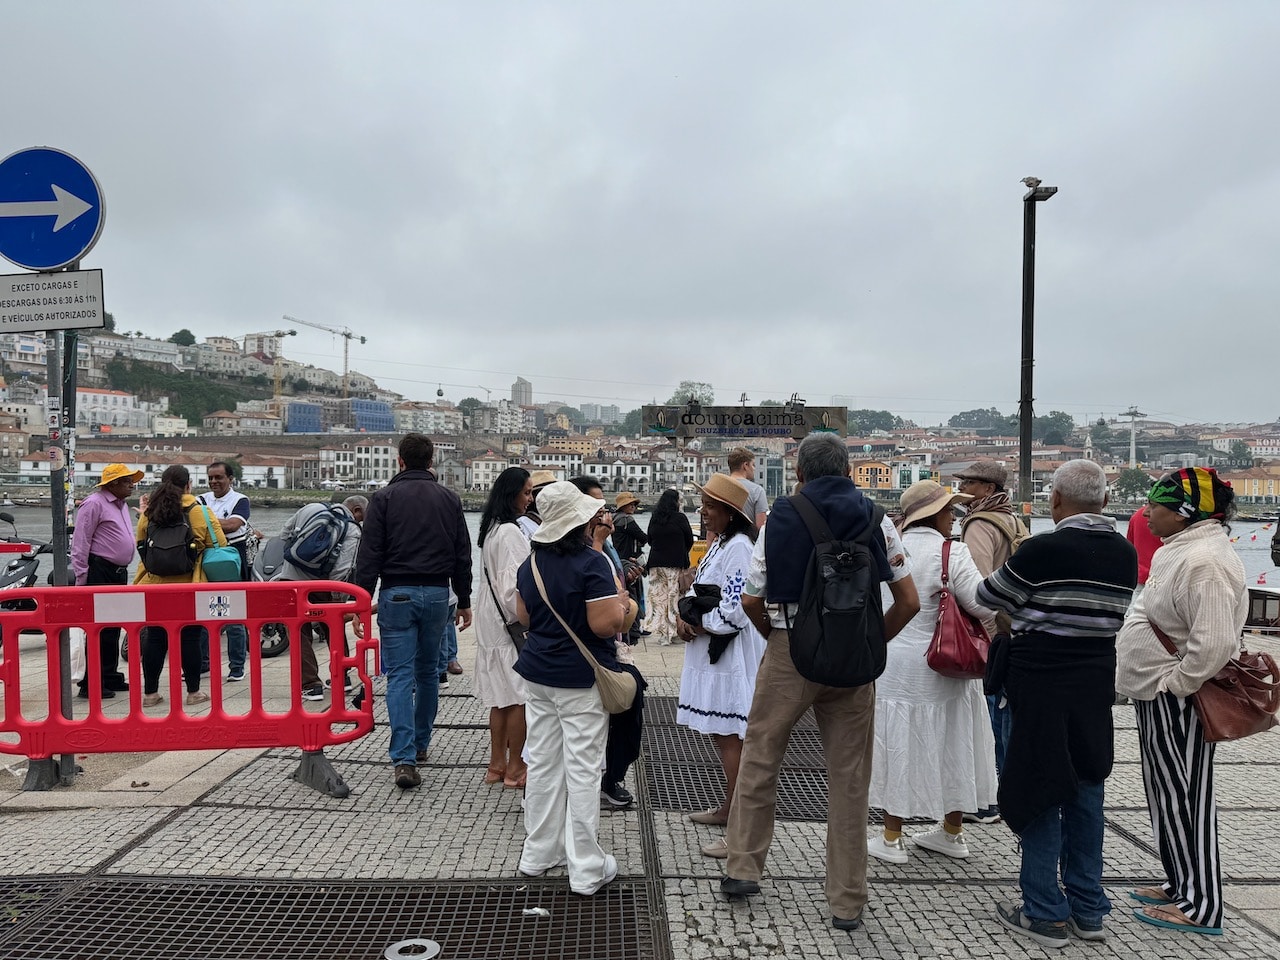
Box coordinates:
[0,184,94,232]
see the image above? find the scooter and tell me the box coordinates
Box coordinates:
[0,511,53,606]
[250,533,290,658]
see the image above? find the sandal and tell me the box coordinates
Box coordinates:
[1133,905,1222,936]
[185,691,210,705]
[503,769,528,789]
[483,768,505,785]
[142,693,164,707]
[1129,886,1172,905]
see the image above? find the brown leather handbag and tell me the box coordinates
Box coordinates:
[926,540,991,680]
[1151,623,1280,742]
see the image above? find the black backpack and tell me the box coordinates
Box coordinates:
[142,504,198,576]
[784,492,887,687]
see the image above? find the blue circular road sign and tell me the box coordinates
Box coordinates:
[0,147,105,271]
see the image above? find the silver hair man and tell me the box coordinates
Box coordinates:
[1050,460,1108,510]
[796,432,850,481]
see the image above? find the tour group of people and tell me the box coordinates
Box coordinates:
[74,434,1251,943]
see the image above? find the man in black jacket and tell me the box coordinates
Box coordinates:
[355,434,472,790]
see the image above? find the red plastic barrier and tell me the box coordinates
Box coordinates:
[0,580,376,759]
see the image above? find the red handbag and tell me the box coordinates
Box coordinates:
[1150,623,1280,743]
[926,539,991,680]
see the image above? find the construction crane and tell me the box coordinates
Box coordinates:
[282,314,368,399]
[242,329,296,400]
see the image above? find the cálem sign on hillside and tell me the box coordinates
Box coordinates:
[643,405,848,439]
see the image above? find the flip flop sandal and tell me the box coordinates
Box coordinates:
[1128,888,1172,905]
[1133,906,1222,936]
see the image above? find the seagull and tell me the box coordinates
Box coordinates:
[1021,176,1042,188]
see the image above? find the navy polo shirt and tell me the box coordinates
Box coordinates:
[515,547,620,688]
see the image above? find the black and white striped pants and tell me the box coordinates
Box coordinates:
[1133,692,1223,928]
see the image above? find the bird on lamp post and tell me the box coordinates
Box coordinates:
[1021,176,1041,188]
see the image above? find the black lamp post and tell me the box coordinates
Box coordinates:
[1019,178,1058,505]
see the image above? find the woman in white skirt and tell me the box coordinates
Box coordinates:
[868,479,998,863]
[675,474,766,856]
[474,467,533,788]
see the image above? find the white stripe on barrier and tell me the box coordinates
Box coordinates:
[195,590,247,620]
[93,592,148,624]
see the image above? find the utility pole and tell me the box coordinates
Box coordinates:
[1123,405,1145,469]
[1018,177,1058,505]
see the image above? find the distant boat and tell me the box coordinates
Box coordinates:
[0,498,14,508]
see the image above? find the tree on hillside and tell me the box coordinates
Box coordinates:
[1114,467,1153,501]
[949,407,1016,433]
[665,380,715,406]
[608,408,644,436]
[102,311,116,333]
[168,329,196,346]
[1230,439,1252,461]
[847,409,902,434]
[559,406,583,424]
[1090,418,1112,446]
[1033,410,1075,443]
[458,396,482,419]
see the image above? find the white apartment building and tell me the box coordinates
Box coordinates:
[531,447,584,478]
[467,451,510,491]
[394,402,464,435]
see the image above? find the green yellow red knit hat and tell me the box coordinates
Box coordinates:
[1147,467,1233,522]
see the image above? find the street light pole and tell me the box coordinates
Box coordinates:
[1018,178,1058,506]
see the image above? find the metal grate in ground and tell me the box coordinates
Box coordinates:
[642,723,827,768]
[647,762,831,821]
[0,877,656,960]
[0,878,71,927]
[642,696,818,730]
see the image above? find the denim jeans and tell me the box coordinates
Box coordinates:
[224,624,248,674]
[987,693,1012,775]
[377,585,451,766]
[1017,780,1109,924]
[437,602,459,675]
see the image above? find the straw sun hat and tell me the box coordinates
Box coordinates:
[694,473,753,523]
[899,479,972,529]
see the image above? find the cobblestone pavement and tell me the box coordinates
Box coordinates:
[2,626,1279,958]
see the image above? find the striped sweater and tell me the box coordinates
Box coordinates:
[976,514,1138,639]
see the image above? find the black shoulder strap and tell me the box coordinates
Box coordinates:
[788,491,834,544]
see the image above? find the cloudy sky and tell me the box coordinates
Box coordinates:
[5,2,1277,427]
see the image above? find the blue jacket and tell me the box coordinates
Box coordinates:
[763,475,890,603]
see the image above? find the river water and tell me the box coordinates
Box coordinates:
[5,505,1276,589]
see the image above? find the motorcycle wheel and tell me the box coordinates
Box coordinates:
[260,624,290,658]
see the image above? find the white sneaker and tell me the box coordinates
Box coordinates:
[912,825,970,859]
[867,832,909,864]
[573,854,618,896]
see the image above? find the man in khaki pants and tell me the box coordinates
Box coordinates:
[727,433,919,931]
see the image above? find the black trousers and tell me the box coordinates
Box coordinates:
[85,553,128,685]
[141,625,207,695]
[604,665,647,787]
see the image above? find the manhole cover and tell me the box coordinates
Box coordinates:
[0,878,71,927]
[642,724,827,768]
[0,877,656,960]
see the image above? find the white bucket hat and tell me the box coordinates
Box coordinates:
[531,481,608,544]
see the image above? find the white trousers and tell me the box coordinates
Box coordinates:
[520,681,611,893]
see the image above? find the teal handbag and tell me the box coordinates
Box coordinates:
[198,505,243,582]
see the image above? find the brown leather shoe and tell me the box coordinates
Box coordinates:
[447,660,464,675]
[395,765,421,789]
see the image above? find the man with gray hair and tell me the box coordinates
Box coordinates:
[721,432,920,931]
[976,459,1137,948]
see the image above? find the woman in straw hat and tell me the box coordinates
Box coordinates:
[474,466,533,788]
[1116,468,1245,936]
[513,482,633,896]
[867,479,997,865]
[675,473,766,856]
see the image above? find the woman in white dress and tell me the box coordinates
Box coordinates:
[868,479,998,864]
[675,474,766,855]
[474,467,534,788]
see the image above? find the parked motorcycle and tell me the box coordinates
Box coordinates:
[251,533,290,658]
[0,511,52,606]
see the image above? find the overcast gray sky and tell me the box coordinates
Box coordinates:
[5,2,1277,427]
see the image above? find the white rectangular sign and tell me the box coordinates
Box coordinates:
[0,268,105,332]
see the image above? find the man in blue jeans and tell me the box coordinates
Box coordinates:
[355,434,472,790]
[976,460,1137,948]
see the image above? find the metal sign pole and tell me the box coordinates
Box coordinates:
[44,326,75,784]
